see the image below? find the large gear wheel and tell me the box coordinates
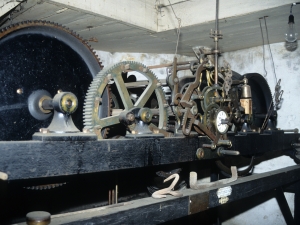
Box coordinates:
[84,61,168,139]
[0,20,106,141]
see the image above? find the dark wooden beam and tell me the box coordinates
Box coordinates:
[18,165,300,225]
[0,131,298,180]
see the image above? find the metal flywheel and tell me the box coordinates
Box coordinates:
[0,21,108,140]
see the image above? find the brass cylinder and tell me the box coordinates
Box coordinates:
[26,211,51,225]
[241,84,252,98]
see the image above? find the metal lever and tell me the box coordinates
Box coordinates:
[218,147,240,156]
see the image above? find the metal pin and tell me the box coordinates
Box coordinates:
[109,190,111,205]
[283,128,298,133]
[202,143,216,149]
[218,148,240,156]
[112,190,115,204]
[116,185,118,204]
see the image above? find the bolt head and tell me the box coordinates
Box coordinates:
[126,113,135,122]
[16,88,23,94]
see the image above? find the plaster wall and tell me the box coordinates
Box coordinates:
[96,41,298,224]
[220,42,298,225]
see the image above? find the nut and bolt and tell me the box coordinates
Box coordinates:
[191,105,198,115]
[196,148,205,159]
[126,113,135,122]
[173,78,179,83]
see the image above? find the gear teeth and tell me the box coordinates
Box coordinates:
[83,61,169,138]
[24,182,66,190]
[0,20,102,70]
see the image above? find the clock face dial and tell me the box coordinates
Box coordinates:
[215,110,229,134]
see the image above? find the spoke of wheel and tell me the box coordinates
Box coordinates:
[113,73,134,110]
[95,115,120,129]
[134,80,156,108]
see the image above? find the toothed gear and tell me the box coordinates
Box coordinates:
[24,182,66,190]
[0,20,105,140]
[83,61,169,139]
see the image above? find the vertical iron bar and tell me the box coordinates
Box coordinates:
[214,0,219,85]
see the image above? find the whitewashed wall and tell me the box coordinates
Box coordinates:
[96,43,298,224]
[220,42,298,225]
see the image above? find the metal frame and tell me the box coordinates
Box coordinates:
[15,165,300,225]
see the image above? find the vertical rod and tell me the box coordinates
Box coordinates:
[214,0,219,85]
[108,190,111,205]
[112,189,115,204]
[215,0,219,31]
[115,185,118,204]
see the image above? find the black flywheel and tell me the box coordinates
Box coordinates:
[0,21,104,140]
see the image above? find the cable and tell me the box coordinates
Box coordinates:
[167,0,181,56]
[259,18,267,77]
[263,16,277,84]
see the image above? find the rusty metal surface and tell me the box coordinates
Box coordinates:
[189,192,209,214]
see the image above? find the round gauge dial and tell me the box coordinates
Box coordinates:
[215,110,229,134]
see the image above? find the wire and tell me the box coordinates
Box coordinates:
[263,16,278,84]
[259,18,267,77]
[167,0,181,56]
[290,2,300,14]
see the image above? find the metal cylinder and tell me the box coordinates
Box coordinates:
[52,92,78,114]
[241,84,252,98]
[26,211,51,225]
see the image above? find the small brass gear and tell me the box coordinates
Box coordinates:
[83,61,169,139]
